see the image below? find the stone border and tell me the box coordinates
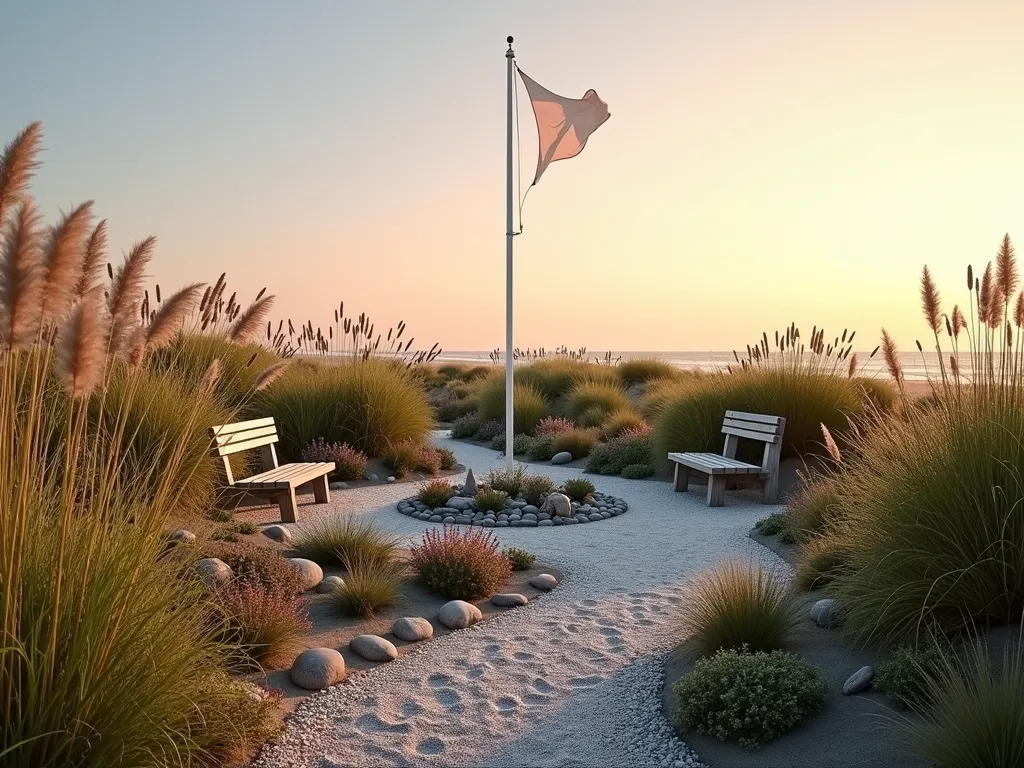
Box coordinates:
[396,490,629,528]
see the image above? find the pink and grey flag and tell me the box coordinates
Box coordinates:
[518,69,610,185]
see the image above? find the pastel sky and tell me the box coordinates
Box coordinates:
[4,0,1024,354]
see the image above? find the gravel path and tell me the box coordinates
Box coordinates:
[253,433,782,768]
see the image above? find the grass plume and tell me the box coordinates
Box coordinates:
[54,289,107,398]
[0,121,42,226]
[0,199,43,348]
[38,201,94,327]
[229,295,275,343]
[107,235,157,354]
[145,282,204,350]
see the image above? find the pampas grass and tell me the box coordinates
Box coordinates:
[145,282,204,350]
[55,290,107,399]
[0,121,42,225]
[254,360,291,391]
[38,201,94,327]
[230,294,274,343]
[0,199,43,348]
[107,236,157,354]
[74,219,108,298]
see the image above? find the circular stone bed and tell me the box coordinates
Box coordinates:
[397,483,628,527]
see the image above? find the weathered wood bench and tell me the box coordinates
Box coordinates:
[210,417,335,523]
[668,410,786,507]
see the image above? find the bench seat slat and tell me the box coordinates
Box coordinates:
[668,452,764,475]
[237,462,334,490]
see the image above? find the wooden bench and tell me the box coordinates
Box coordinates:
[668,411,786,507]
[210,417,335,523]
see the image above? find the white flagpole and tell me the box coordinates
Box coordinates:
[504,36,515,471]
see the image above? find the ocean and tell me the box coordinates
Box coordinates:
[432,350,952,382]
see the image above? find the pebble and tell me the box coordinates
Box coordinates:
[491,593,529,607]
[810,598,842,628]
[195,557,232,589]
[288,558,324,591]
[386,476,396,483]
[329,481,348,490]
[168,529,196,545]
[316,575,345,594]
[551,451,573,465]
[350,634,399,662]
[262,524,292,544]
[290,648,346,690]
[438,600,483,629]
[538,520,553,527]
[530,573,558,591]
[842,665,875,695]
[392,617,434,642]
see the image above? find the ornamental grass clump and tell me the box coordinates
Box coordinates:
[487,464,529,498]
[599,408,647,440]
[550,427,598,459]
[417,478,455,509]
[299,438,368,481]
[522,474,556,505]
[328,554,405,618]
[474,487,509,513]
[476,379,549,434]
[616,356,677,385]
[216,582,311,670]
[826,240,1024,647]
[785,474,842,543]
[680,560,797,656]
[503,546,536,571]
[566,380,631,422]
[674,647,828,750]
[409,527,512,600]
[291,515,400,568]
[561,477,596,502]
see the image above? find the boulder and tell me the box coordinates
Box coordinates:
[290,648,346,690]
[540,493,572,517]
[810,598,841,628]
[168,529,196,545]
[392,617,434,642]
[316,575,345,594]
[438,600,483,629]
[446,496,475,512]
[288,558,324,591]
[530,573,558,591]
[491,593,528,607]
[460,468,478,497]
[551,451,573,465]
[262,524,292,545]
[196,558,233,590]
[842,665,875,695]
[350,634,399,662]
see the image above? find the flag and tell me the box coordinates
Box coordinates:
[517,69,610,186]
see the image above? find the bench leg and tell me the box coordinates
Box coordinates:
[312,473,330,504]
[762,473,780,504]
[673,463,690,492]
[277,487,298,523]
[707,476,726,507]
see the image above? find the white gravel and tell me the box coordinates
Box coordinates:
[252,433,780,768]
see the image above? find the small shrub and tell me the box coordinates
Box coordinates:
[473,419,505,442]
[897,641,1024,768]
[217,582,311,669]
[233,521,260,535]
[876,643,944,710]
[550,428,598,459]
[794,534,850,591]
[291,515,400,568]
[561,477,596,502]
[437,396,477,422]
[418,479,455,509]
[680,560,797,656]
[487,465,528,498]
[585,427,653,475]
[599,408,647,440]
[621,463,654,479]
[476,380,549,434]
[328,554,405,618]
[490,433,506,451]
[755,513,789,537]
[436,447,458,470]
[617,356,677,385]
[211,530,240,543]
[502,433,535,456]
[535,416,574,437]
[299,438,368,481]
[778,528,796,545]
[674,648,828,750]
[451,414,481,439]
[566,380,631,422]
[414,446,443,475]
[202,540,305,595]
[474,488,509,513]
[522,474,556,505]
[503,546,536,571]
[381,441,441,477]
[527,435,556,461]
[409,527,512,600]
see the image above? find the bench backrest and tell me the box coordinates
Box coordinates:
[210,417,280,484]
[721,411,785,444]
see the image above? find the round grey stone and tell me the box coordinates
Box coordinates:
[522,505,539,515]
[522,513,537,521]
[386,476,396,483]
[442,516,456,524]
[329,481,348,490]
[842,665,875,695]
[508,500,527,509]
[169,529,196,545]
[491,593,529,607]
[551,451,573,465]
[289,558,324,591]
[316,575,345,594]
[496,521,509,527]
[196,557,232,589]
[810,598,842,628]
[351,634,399,662]
[552,516,564,525]
[429,515,444,522]
[575,515,590,523]
[589,514,605,522]
[482,519,496,527]
[438,600,483,629]
[393,616,434,642]
[521,520,538,527]
[538,519,554,527]
[530,573,558,590]
[562,517,578,525]
[290,648,346,690]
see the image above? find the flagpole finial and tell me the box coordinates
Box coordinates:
[507,36,514,46]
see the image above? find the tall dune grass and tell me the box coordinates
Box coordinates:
[475,378,549,434]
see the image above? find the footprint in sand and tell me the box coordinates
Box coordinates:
[428,673,455,688]
[416,737,445,756]
[580,599,598,607]
[568,674,602,688]
[354,714,412,734]
[522,692,551,706]
[401,700,424,718]
[432,687,463,713]
[532,678,553,693]
[467,664,488,680]
[598,626,620,636]
[483,643,502,658]
[595,618,618,628]
[494,696,520,713]
[563,623,581,634]
[635,618,655,627]
[513,651,535,662]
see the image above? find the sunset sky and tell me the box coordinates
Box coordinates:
[4,1,1024,353]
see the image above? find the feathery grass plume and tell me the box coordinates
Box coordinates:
[229,295,274,343]
[1015,292,1024,328]
[74,219,108,297]
[979,263,993,324]
[0,121,43,227]
[0,198,43,348]
[38,201,94,326]
[126,323,147,367]
[253,360,290,391]
[54,289,107,398]
[920,266,941,334]
[967,264,973,290]
[200,358,222,394]
[949,354,958,377]
[107,235,157,353]
[952,305,966,336]
[145,282,204,350]
[847,352,857,379]
[881,329,903,386]
[821,423,842,464]
[996,233,1018,299]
